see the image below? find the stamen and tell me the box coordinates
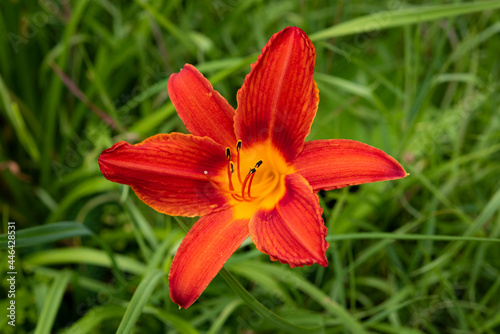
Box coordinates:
[236,141,242,184]
[240,168,256,200]
[247,172,257,199]
[247,160,262,199]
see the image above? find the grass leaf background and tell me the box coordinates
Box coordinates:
[1,0,499,333]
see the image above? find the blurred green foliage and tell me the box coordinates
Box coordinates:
[1,0,500,333]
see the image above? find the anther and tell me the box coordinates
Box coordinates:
[255,160,263,169]
[225,148,231,160]
[236,140,242,152]
[227,160,234,191]
[230,161,234,174]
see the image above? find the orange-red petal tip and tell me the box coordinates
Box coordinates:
[98,141,131,181]
[249,173,329,269]
[98,134,230,217]
[234,25,318,163]
[168,64,236,148]
[168,210,249,309]
[294,139,408,192]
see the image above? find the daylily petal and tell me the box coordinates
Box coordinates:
[98,133,230,217]
[294,139,408,192]
[168,64,237,148]
[235,26,319,162]
[249,173,328,267]
[169,209,249,308]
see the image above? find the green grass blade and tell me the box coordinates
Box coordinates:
[144,229,179,274]
[207,299,243,334]
[206,54,258,84]
[116,78,168,115]
[125,197,158,250]
[465,187,500,236]
[134,0,195,53]
[227,262,294,306]
[229,262,368,334]
[0,74,40,163]
[0,221,93,249]
[310,1,500,40]
[143,306,200,334]
[33,271,72,334]
[62,305,126,334]
[116,270,165,334]
[40,0,92,186]
[315,72,374,101]
[326,233,500,243]
[411,189,500,276]
[219,268,323,333]
[129,103,176,137]
[47,178,117,222]
[24,247,146,274]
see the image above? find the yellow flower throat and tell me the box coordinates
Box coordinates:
[204,140,293,219]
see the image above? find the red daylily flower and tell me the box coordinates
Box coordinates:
[99,27,407,309]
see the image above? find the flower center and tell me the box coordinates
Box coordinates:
[204,140,293,218]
